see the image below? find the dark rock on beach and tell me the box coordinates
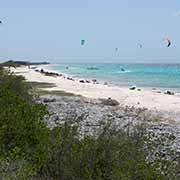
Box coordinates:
[129,86,136,90]
[39,69,61,77]
[44,71,59,77]
[86,80,90,83]
[99,97,119,106]
[79,80,85,83]
[92,79,97,84]
[43,97,56,103]
[67,77,74,81]
[164,90,175,95]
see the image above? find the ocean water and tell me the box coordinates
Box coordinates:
[48,63,180,91]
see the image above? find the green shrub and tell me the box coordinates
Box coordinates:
[41,123,165,180]
[0,69,49,179]
[0,69,32,102]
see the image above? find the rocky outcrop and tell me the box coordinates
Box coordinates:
[129,86,136,90]
[164,90,175,95]
[43,97,56,103]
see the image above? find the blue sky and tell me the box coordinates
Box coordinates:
[0,0,180,63]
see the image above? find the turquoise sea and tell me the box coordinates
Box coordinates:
[48,63,180,91]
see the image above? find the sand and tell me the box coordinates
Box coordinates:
[10,65,180,116]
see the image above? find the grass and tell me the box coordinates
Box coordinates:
[28,81,79,96]
[36,90,79,96]
[28,81,56,89]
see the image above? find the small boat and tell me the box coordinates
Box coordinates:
[87,67,99,70]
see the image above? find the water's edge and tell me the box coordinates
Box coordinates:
[44,63,180,92]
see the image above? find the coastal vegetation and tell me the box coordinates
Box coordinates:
[28,81,78,96]
[0,66,180,179]
[0,60,49,68]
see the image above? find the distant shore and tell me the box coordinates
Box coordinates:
[10,65,180,121]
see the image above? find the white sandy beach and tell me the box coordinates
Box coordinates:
[10,65,180,119]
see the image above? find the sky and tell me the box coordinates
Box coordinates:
[0,0,180,63]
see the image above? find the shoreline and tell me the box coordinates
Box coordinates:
[44,64,180,93]
[10,65,180,121]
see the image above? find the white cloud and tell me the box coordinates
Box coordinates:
[173,11,180,17]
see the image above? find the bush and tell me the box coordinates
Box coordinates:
[0,68,32,102]
[40,123,165,180]
[0,69,49,179]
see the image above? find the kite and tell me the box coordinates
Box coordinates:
[163,37,171,47]
[138,43,142,48]
[81,40,85,46]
